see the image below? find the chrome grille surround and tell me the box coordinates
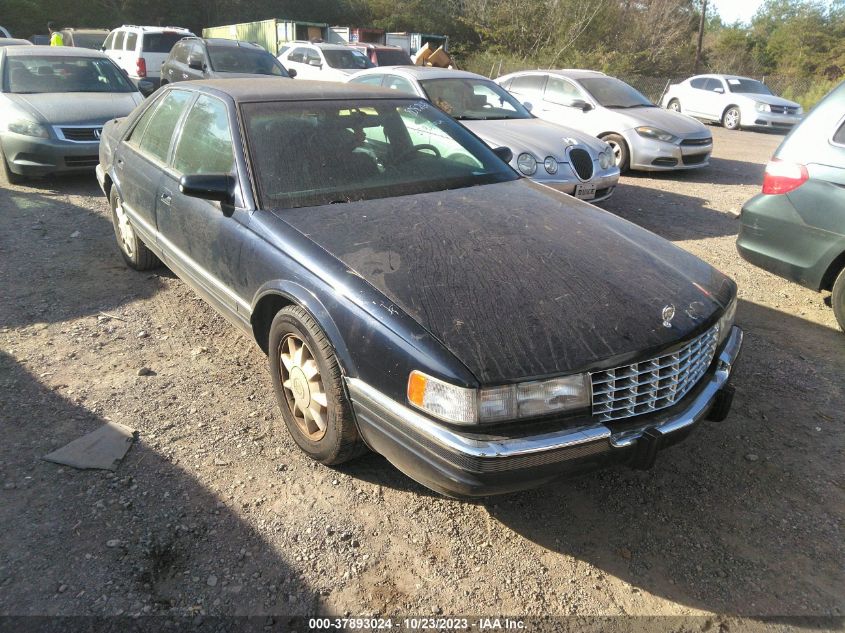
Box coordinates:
[568,146,594,181]
[590,325,719,422]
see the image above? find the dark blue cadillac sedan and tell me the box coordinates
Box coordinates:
[97,79,742,497]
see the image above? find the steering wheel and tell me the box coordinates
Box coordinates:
[395,144,441,162]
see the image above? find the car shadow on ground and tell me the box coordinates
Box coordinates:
[0,176,163,329]
[486,299,844,617]
[0,350,317,617]
[601,183,739,241]
[626,156,767,187]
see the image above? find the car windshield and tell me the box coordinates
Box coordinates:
[69,33,108,49]
[3,55,136,93]
[243,98,517,210]
[578,77,654,108]
[374,49,412,66]
[142,32,187,53]
[322,49,374,70]
[726,78,772,95]
[419,78,532,120]
[208,46,289,76]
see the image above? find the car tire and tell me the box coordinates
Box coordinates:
[109,187,160,270]
[832,267,845,332]
[667,99,681,113]
[602,134,630,172]
[723,106,741,130]
[1,144,24,185]
[268,305,367,465]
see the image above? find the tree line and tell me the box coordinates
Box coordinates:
[4,0,843,85]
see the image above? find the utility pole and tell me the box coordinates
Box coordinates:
[694,0,707,73]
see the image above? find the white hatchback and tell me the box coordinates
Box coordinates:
[278,42,374,82]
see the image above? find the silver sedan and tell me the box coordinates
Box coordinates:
[347,67,620,202]
[496,69,713,173]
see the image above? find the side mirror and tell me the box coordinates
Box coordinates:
[308,59,322,68]
[188,56,204,71]
[287,68,297,78]
[492,146,513,164]
[522,101,533,112]
[571,99,593,111]
[137,79,156,97]
[179,174,236,205]
[714,87,724,94]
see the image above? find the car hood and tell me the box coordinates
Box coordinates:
[733,92,799,108]
[277,180,735,384]
[461,118,609,158]
[9,92,143,126]
[213,71,290,79]
[609,106,710,136]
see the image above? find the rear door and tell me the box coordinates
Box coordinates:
[115,89,193,237]
[682,77,710,117]
[539,75,594,130]
[701,77,727,120]
[157,93,248,315]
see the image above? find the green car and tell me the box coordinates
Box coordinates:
[737,81,845,331]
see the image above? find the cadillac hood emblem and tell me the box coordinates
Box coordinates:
[661,305,676,328]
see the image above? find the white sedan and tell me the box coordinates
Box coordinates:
[662,74,803,131]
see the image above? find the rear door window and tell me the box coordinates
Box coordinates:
[690,78,707,89]
[135,90,193,163]
[352,75,384,87]
[544,77,584,105]
[384,75,415,94]
[172,95,234,174]
[508,74,546,99]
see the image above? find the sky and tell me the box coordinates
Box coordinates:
[711,0,766,24]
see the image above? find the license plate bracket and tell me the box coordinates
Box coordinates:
[575,183,597,200]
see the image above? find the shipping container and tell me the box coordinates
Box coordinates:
[203,18,330,55]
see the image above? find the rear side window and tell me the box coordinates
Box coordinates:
[352,75,384,87]
[704,78,723,92]
[690,78,707,89]
[288,47,309,63]
[173,95,234,174]
[833,120,845,146]
[136,90,192,162]
[142,32,186,54]
[384,75,415,94]
[509,74,546,99]
[125,32,138,51]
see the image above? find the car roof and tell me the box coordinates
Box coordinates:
[116,25,192,32]
[291,42,353,51]
[196,38,263,49]
[690,74,754,82]
[355,66,486,81]
[2,46,109,58]
[0,39,31,46]
[172,78,420,103]
[61,28,110,33]
[507,69,607,80]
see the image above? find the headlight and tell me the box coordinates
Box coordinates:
[543,157,558,174]
[517,153,537,175]
[716,294,737,346]
[755,102,771,113]
[599,150,613,170]
[408,370,590,425]
[796,106,804,115]
[7,117,48,138]
[635,126,678,143]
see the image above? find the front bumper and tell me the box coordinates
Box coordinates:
[348,326,743,497]
[628,133,712,171]
[742,108,802,130]
[542,171,619,202]
[0,132,100,177]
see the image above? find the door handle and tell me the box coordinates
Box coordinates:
[160,189,172,206]
[116,158,124,169]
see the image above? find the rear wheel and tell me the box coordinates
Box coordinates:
[667,99,681,113]
[268,305,367,464]
[601,133,630,172]
[109,187,159,270]
[832,267,845,332]
[723,106,741,130]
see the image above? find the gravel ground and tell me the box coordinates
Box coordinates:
[0,126,842,628]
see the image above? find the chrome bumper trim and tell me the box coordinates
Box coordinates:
[347,326,743,463]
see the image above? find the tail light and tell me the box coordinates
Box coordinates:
[762,158,808,195]
[136,57,147,78]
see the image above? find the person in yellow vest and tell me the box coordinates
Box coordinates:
[48,22,64,46]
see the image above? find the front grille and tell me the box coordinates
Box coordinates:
[590,325,719,422]
[65,156,99,167]
[682,153,708,166]
[568,147,594,181]
[770,105,798,115]
[681,137,712,147]
[59,127,102,142]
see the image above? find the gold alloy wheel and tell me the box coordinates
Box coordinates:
[113,196,135,258]
[279,333,328,441]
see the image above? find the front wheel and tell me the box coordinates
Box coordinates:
[268,305,367,464]
[667,99,681,113]
[831,267,845,332]
[723,106,741,130]
[601,133,630,172]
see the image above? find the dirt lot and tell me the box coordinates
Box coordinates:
[0,126,842,628]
